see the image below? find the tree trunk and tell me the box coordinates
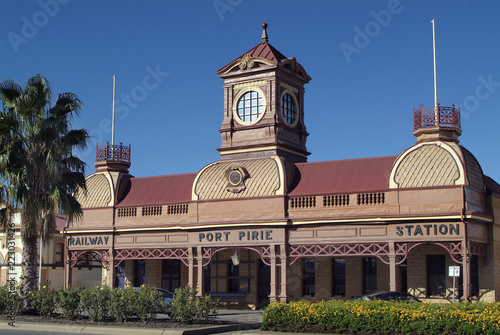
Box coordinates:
[21,234,39,300]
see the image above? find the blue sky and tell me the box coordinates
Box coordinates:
[2,0,500,184]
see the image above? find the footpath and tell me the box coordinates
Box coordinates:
[0,309,266,335]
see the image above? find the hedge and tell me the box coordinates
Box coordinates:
[261,300,500,334]
[0,283,220,324]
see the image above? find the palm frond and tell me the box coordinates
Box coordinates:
[50,92,83,120]
[1,73,88,250]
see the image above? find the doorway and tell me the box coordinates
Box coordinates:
[257,260,270,309]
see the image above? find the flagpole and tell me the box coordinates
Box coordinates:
[112,75,116,148]
[432,19,438,111]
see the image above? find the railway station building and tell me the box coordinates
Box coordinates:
[64,24,500,308]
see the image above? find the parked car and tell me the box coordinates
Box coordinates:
[132,287,174,313]
[351,291,421,302]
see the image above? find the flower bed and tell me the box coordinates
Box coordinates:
[261,300,500,334]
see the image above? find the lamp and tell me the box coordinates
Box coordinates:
[231,250,240,266]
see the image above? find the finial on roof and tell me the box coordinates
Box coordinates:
[261,22,268,43]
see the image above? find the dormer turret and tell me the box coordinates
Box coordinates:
[412,104,461,144]
[216,23,311,163]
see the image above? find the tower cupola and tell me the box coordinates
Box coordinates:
[216,23,311,163]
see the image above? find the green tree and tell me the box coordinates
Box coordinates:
[0,74,88,298]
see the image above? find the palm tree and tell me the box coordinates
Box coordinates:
[0,74,88,297]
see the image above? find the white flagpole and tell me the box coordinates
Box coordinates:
[432,19,438,111]
[38,235,42,290]
[112,75,116,148]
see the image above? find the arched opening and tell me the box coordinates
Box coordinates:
[202,246,272,309]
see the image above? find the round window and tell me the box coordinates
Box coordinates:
[228,170,243,186]
[236,90,264,123]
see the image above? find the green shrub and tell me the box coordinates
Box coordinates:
[80,285,112,322]
[30,284,57,317]
[133,285,164,323]
[108,287,139,322]
[169,285,222,324]
[0,282,23,315]
[56,287,83,320]
[0,283,11,315]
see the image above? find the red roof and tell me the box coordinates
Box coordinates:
[117,173,196,207]
[55,216,67,231]
[485,175,500,196]
[289,156,396,196]
[243,42,287,62]
[116,157,395,207]
[217,42,287,73]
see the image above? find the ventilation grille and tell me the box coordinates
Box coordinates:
[357,192,385,205]
[323,194,350,207]
[289,196,316,209]
[117,207,137,217]
[166,204,188,215]
[142,206,162,216]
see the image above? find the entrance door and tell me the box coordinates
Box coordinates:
[400,263,407,292]
[257,260,270,309]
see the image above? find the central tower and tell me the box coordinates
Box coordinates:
[216,23,311,163]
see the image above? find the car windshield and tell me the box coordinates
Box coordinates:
[157,289,174,299]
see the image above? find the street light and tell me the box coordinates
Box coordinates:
[231,250,240,266]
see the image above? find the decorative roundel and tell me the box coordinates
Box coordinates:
[228,169,243,186]
[233,87,267,125]
[225,166,250,193]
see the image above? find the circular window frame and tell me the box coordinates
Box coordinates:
[280,89,299,127]
[233,87,267,126]
[228,169,243,186]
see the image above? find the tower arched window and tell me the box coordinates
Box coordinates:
[281,93,297,126]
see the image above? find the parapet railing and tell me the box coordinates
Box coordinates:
[96,142,131,162]
[413,104,461,131]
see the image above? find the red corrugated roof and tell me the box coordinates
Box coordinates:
[217,42,287,73]
[116,157,396,207]
[289,156,396,196]
[55,216,67,231]
[485,175,500,196]
[117,173,196,207]
[246,42,287,62]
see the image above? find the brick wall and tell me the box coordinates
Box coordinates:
[314,258,332,300]
[346,257,363,299]
[145,260,162,288]
[287,258,303,301]
[124,260,134,287]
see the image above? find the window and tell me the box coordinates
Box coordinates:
[470,255,479,296]
[363,257,377,294]
[162,260,180,293]
[236,90,264,123]
[332,258,346,297]
[228,262,240,293]
[134,260,145,287]
[427,255,446,296]
[459,255,479,297]
[302,258,315,295]
[281,92,298,126]
[54,243,64,265]
[115,262,126,289]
